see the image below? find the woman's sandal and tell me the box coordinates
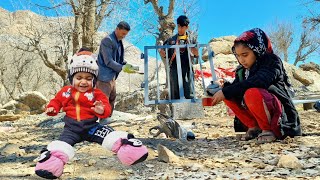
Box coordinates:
[239,128,261,141]
[256,131,276,144]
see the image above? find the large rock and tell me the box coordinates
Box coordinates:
[299,62,320,74]
[115,90,152,114]
[109,111,139,122]
[292,68,314,86]
[209,36,236,55]
[210,54,238,69]
[195,54,238,70]
[303,71,320,92]
[16,91,48,112]
[202,36,236,61]
[0,8,11,29]
[283,62,304,89]
[2,91,47,115]
[1,100,18,111]
[172,102,204,120]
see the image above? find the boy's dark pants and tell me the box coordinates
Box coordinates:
[169,65,193,99]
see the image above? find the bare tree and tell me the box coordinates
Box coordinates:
[0,49,47,102]
[34,0,118,53]
[268,22,293,62]
[144,0,176,45]
[302,0,320,28]
[143,0,200,44]
[68,0,116,53]
[143,0,200,82]
[294,25,320,66]
[8,0,125,84]
[10,14,71,83]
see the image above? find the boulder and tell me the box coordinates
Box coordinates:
[277,154,302,169]
[292,68,314,86]
[202,36,236,61]
[15,91,48,111]
[299,62,320,74]
[115,90,145,113]
[1,91,47,115]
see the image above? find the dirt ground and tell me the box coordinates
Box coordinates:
[0,107,319,180]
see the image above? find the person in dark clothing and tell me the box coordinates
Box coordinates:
[159,15,199,99]
[210,28,301,143]
[96,21,138,117]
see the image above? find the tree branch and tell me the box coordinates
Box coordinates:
[167,0,175,17]
[144,0,164,17]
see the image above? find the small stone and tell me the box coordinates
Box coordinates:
[146,164,154,168]
[304,169,319,176]
[145,115,153,121]
[264,165,275,172]
[1,143,25,156]
[125,169,133,174]
[190,163,203,172]
[88,159,96,166]
[277,154,302,169]
[309,151,317,157]
[157,144,180,163]
[98,156,108,159]
[134,117,146,121]
[0,126,16,133]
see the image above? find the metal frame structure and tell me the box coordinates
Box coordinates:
[142,44,215,105]
[292,99,320,104]
[142,43,320,107]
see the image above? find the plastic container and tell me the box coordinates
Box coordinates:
[179,127,195,141]
[202,97,214,106]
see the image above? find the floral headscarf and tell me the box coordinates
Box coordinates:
[232,28,273,57]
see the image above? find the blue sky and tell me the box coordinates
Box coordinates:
[0,0,318,64]
[197,0,305,42]
[195,0,319,64]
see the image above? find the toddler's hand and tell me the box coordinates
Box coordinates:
[45,107,56,114]
[92,100,105,115]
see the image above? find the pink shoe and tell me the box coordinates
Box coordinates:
[102,131,148,166]
[112,138,148,165]
[35,150,68,179]
[35,141,75,179]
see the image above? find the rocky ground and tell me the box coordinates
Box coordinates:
[0,106,320,180]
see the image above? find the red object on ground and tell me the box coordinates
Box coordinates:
[202,97,214,106]
[194,67,235,80]
[198,67,236,115]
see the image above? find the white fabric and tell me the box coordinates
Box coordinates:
[102,131,128,151]
[47,140,75,160]
[68,53,98,77]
